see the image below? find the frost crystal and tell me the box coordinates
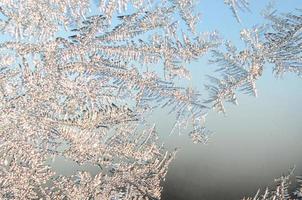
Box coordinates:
[224,0,250,22]
[0,0,301,199]
[242,167,302,200]
[0,0,216,199]
[206,10,302,113]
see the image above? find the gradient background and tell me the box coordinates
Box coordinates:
[157,1,302,199]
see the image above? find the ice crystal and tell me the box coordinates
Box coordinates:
[264,10,302,77]
[242,168,302,200]
[0,0,217,199]
[224,0,250,22]
[206,10,302,113]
